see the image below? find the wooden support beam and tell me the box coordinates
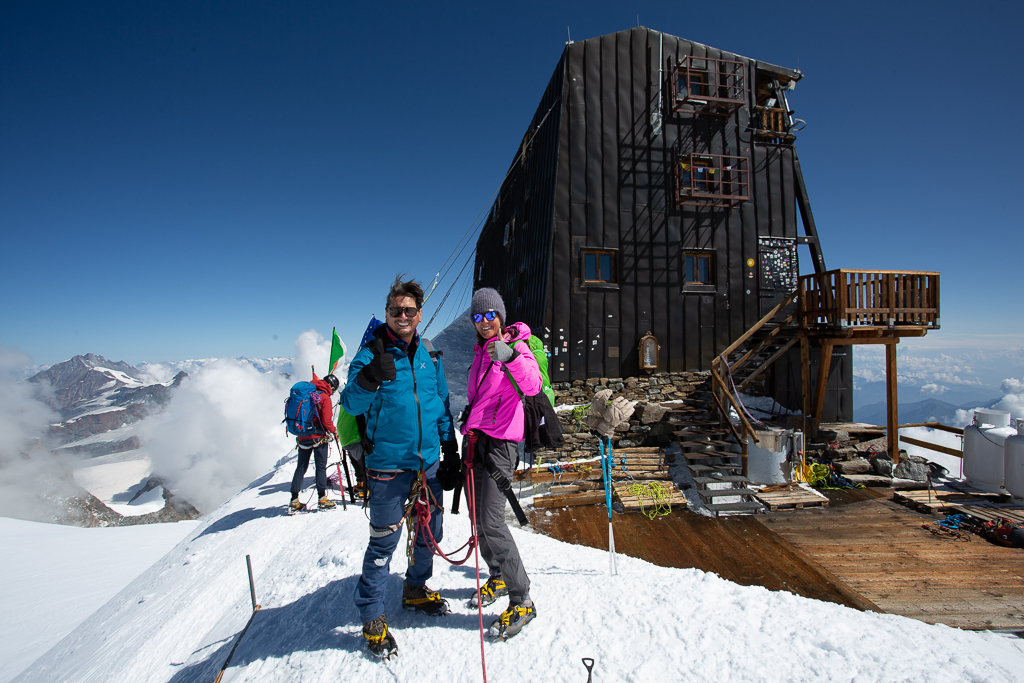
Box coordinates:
[710,388,743,444]
[811,340,834,430]
[865,421,963,436]
[899,435,963,459]
[794,153,827,274]
[886,341,899,463]
[711,369,759,443]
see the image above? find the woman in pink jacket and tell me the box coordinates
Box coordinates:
[461,287,541,641]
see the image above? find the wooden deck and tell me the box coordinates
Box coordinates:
[528,486,1024,630]
[527,506,877,611]
[763,489,1024,630]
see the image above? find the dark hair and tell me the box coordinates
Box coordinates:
[386,274,424,310]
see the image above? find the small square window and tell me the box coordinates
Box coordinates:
[683,251,714,290]
[583,249,616,284]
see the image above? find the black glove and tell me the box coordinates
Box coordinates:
[357,337,396,391]
[437,439,462,491]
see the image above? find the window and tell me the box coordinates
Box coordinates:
[583,249,616,284]
[683,251,715,291]
[503,215,516,248]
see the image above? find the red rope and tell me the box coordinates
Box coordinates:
[466,466,487,683]
[407,432,488,682]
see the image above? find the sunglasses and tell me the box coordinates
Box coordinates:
[387,306,420,318]
[472,311,500,323]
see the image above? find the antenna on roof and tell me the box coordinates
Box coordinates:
[637,14,640,27]
[566,26,573,45]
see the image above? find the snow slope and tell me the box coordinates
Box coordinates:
[0,517,199,682]
[16,453,1024,683]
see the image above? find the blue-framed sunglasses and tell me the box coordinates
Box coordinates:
[472,311,500,323]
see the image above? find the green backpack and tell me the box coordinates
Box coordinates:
[526,334,556,406]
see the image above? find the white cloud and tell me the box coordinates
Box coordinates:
[919,383,948,395]
[0,345,77,522]
[136,359,296,513]
[293,329,331,382]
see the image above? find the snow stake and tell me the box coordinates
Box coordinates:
[214,554,262,683]
[599,438,618,575]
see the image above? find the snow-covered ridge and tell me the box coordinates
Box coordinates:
[15,455,1024,682]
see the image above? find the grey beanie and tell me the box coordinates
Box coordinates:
[471,287,506,323]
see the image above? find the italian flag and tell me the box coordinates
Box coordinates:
[328,327,345,375]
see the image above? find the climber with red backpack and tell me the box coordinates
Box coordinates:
[284,372,340,512]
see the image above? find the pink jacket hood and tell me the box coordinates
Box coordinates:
[461,322,543,442]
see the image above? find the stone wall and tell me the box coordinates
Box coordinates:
[535,371,714,461]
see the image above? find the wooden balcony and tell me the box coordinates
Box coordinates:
[799,270,940,335]
[753,106,796,144]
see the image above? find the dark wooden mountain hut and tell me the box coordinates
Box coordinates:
[472,27,873,421]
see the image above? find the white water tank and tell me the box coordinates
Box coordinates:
[963,409,1013,493]
[1005,418,1024,502]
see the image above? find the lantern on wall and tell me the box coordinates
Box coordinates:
[638,332,660,373]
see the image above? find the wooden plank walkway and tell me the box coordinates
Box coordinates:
[762,492,1024,630]
[527,505,877,612]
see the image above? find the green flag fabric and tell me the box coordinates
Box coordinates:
[329,327,344,375]
[336,406,361,447]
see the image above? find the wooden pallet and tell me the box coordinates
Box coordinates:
[533,490,607,509]
[756,486,829,512]
[893,488,1005,514]
[949,505,1024,525]
[612,480,687,512]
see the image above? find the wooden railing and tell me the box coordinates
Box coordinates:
[799,270,940,329]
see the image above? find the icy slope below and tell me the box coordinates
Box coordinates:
[17,455,1024,683]
[0,517,199,683]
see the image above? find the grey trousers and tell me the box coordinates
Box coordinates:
[471,433,531,603]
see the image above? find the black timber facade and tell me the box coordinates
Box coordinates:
[473,27,851,420]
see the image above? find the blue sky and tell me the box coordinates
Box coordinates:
[2,0,1021,374]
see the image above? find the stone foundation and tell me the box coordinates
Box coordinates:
[535,371,714,461]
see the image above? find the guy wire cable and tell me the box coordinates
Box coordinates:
[422,97,560,308]
[422,245,477,335]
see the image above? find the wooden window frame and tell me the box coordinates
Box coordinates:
[683,249,716,293]
[582,248,618,287]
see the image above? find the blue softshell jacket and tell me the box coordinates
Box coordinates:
[341,325,455,471]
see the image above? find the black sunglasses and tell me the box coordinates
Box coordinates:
[472,311,499,323]
[387,306,420,318]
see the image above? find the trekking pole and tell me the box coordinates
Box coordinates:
[328,438,347,510]
[334,434,355,506]
[600,437,617,575]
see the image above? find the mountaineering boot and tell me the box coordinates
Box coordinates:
[288,497,305,514]
[362,614,397,660]
[469,575,508,608]
[489,599,536,640]
[401,582,450,616]
[317,496,336,510]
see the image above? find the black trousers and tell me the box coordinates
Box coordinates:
[291,440,328,497]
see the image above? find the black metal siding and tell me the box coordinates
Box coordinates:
[476,27,812,381]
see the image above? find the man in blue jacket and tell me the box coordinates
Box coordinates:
[341,276,460,661]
